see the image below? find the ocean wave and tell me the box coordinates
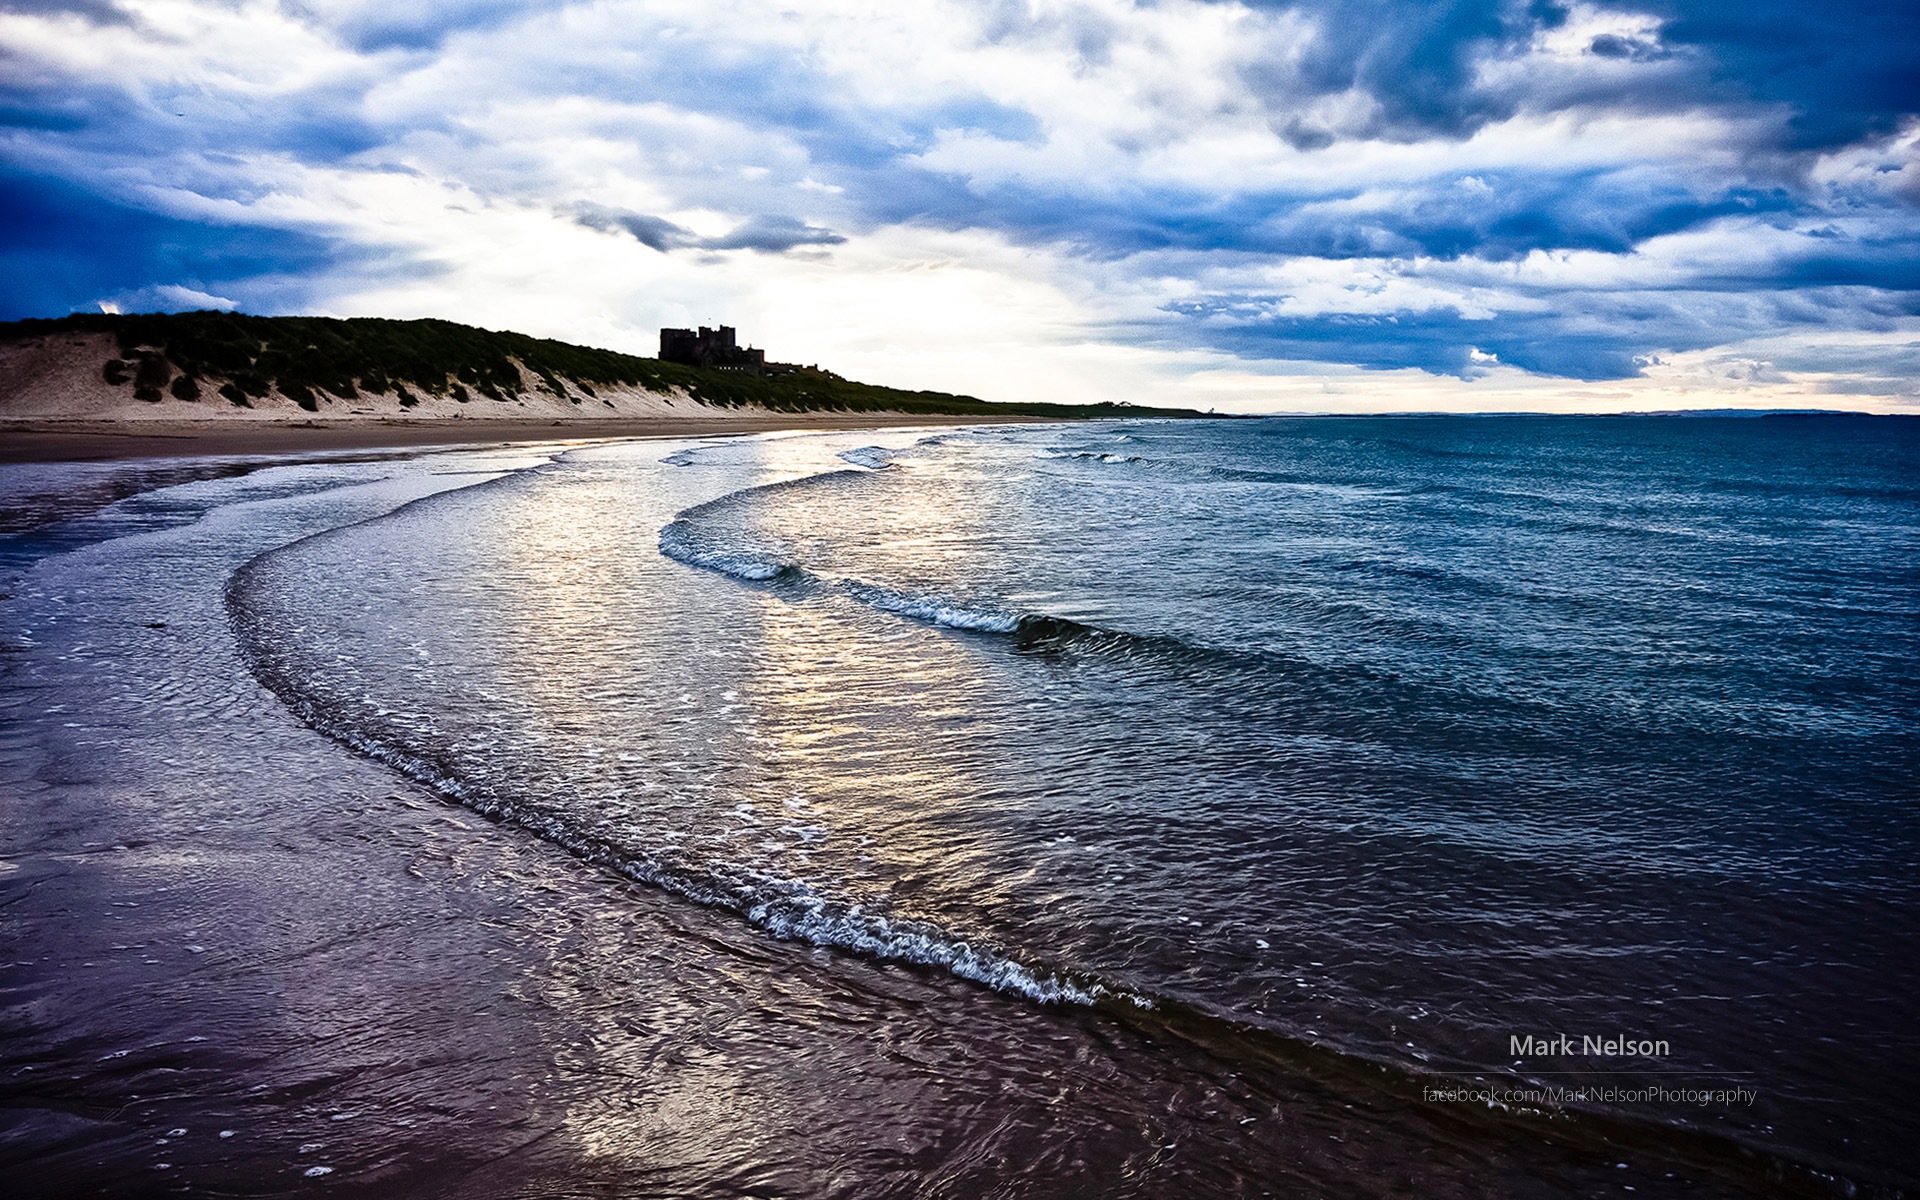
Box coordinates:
[1038,447,1401,498]
[1039,449,1144,466]
[226,550,1104,1007]
[658,519,794,581]
[225,543,1855,1189]
[658,448,698,467]
[744,887,1103,1004]
[210,428,1899,1200]
[656,472,1368,690]
[656,464,1202,655]
[650,455,1542,746]
[841,579,1025,633]
[837,577,1238,671]
[836,446,896,470]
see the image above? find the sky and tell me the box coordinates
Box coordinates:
[1,0,1916,413]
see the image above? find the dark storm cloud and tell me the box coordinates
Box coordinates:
[1166,274,1920,381]
[1227,0,1920,149]
[0,168,349,320]
[566,205,845,254]
[1180,307,1659,379]
[847,167,1804,266]
[285,0,573,53]
[0,68,385,175]
[1585,32,1664,60]
[0,0,130,22]
[1647,0,1920,149]
[567,203,696,251]
[700,213,845,253]
[1239,0,1518,140]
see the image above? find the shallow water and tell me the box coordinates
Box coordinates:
[3,416,1915,1196]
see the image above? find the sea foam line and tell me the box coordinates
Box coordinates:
[656,462,1111,644]
[657,518,794,581]
[228,562,1102,1007]
[836,445,896,470]
[839,579,1023,633]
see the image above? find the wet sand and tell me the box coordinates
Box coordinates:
[0,412,1030,465]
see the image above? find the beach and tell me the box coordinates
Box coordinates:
[0,315,1112,469]
[7,0,1915,1189]
[0,412,1033,465]
[2,419,1913,1197]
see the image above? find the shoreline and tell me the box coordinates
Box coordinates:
[0,428,1872,1198]
[0,411,1039,465]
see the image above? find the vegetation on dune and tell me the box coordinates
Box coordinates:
[5,311,1207,420]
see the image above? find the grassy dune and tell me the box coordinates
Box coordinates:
[3,312,1204,420]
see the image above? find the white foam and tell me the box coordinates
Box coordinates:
[657,521,791,581]
[842,580,1022,633]
[836,446,895,470]
[231,597,1167,1018]
[743,886,1103,1006]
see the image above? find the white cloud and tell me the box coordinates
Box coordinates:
[1,0,1913,410]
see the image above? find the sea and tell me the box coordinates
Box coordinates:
[2,414,1915,1197]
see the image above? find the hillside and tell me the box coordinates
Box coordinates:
[0,312,1202,423]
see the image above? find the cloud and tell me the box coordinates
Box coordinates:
[700,213,845,253]
[279,0,576,53]
[567,202,695,251]
[566,203,844,254]
[0,0,130,21]
[101,283,240,313]
[1585,32,1664,61]
[1650,0,1920,150]
[0,0,1913,407]
[0,166,346,319]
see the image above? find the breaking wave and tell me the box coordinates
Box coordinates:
[225,553,1109,1009]
[837,446,896,470]
[657,518,795,581]
[1039,446,1405,500]
[840,580,1024,632]
[207,429,1898,1199]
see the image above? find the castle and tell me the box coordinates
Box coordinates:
[658,325,766,372]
